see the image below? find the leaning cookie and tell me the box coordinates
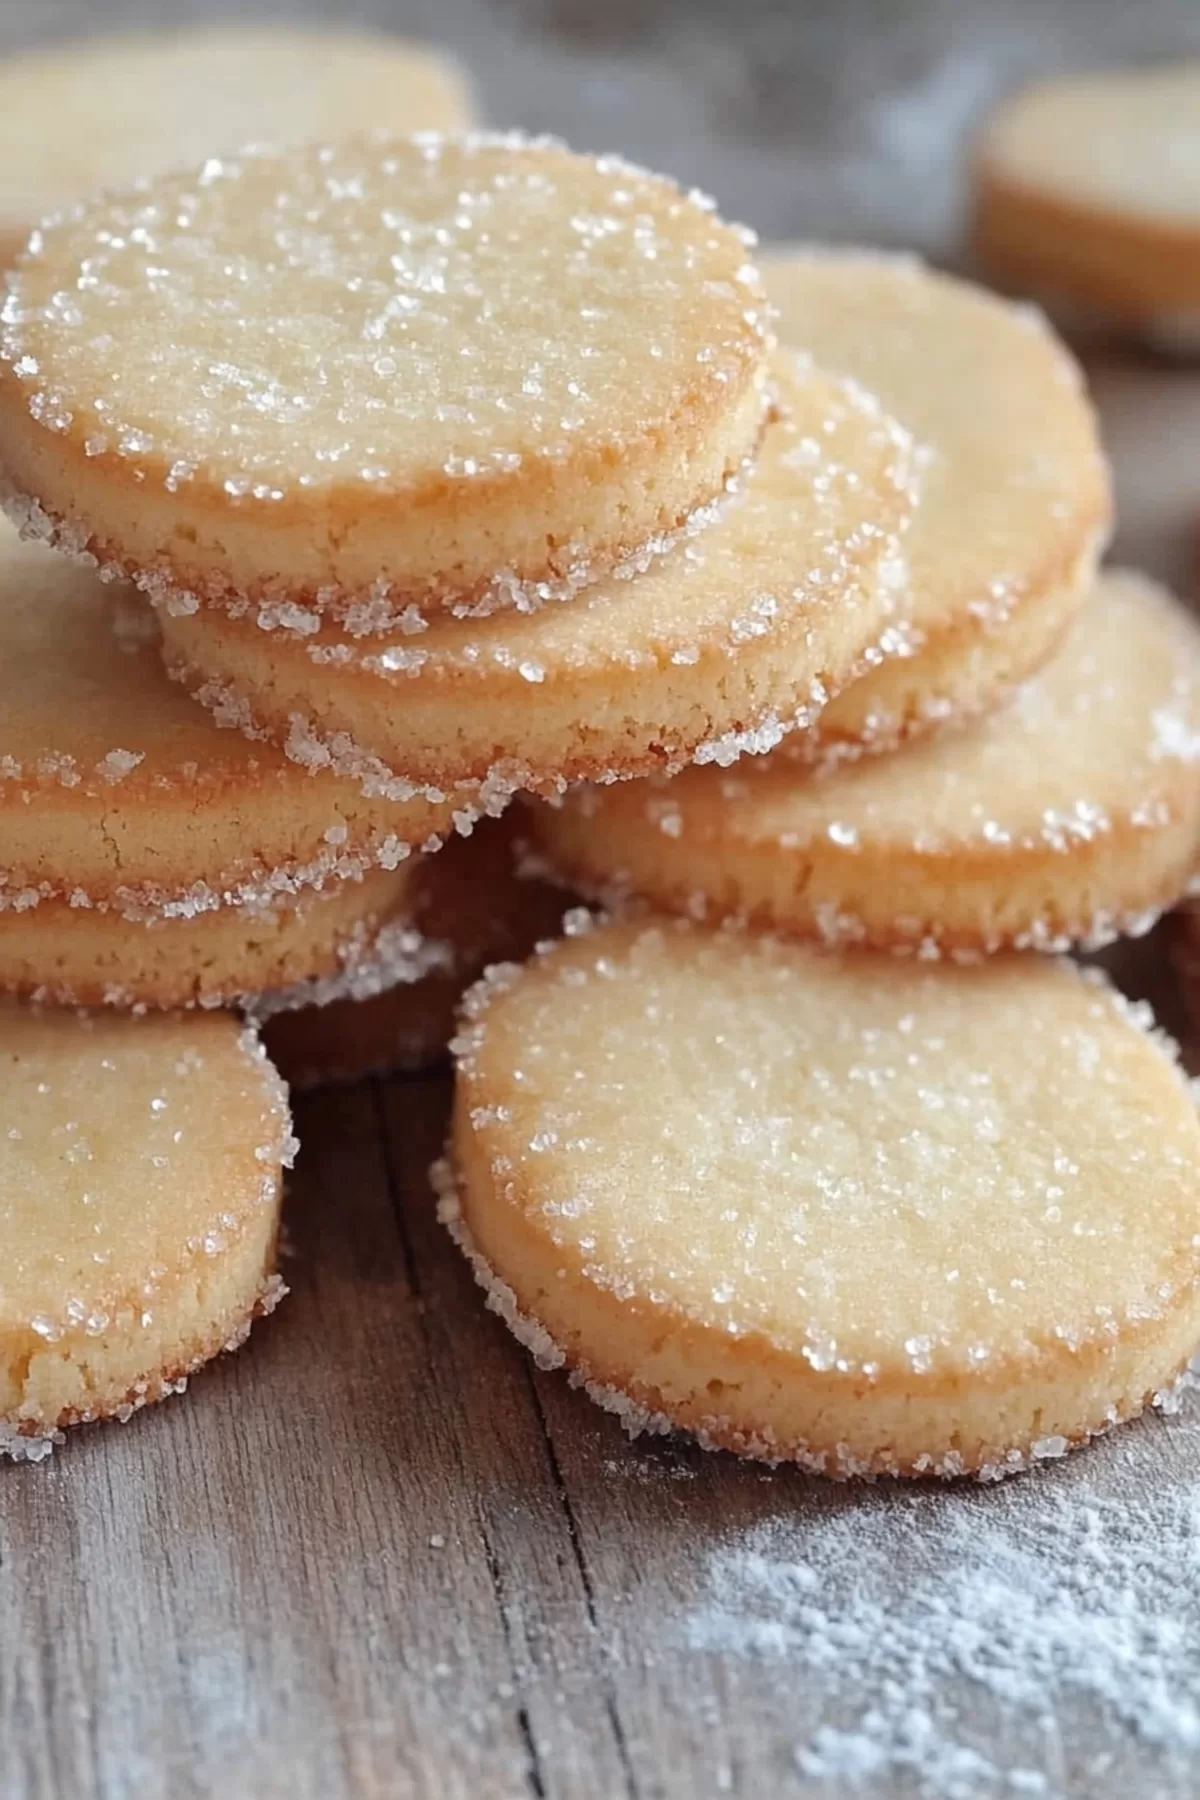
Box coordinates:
[0,25,476,267]
[441,917,1200,1478]
[0,1003,293,1458]
[528,570,1200,955]
[973,65,1200,349]
[256,818,570,1087]
[0,521,459,932]
[760,249,1109,758]
[156,352,915,803]
[0,134,770,621]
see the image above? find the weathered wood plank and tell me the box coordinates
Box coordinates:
[0,1082,554,1800]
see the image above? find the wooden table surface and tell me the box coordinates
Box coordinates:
[4,4,1200,1797]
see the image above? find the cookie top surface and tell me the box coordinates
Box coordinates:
[0,1002,293,1331]
[979,66,1200,227]
[534,570,1200,927]
[760,250,1108,654]
[0,28,474,250]
[0,133,769,611]
[0,521,455,905]
[454,919,1200,1379]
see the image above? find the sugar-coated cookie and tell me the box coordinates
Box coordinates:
[0,1003,293,1457]
[0,27,476,268]
[0,521,458,923]
[261,819,570,1087]
[528,571,1200,955]
[760,250,1109,756]
[0,865,427,1011]
[974,66,1200,345]
[156,351,914,803]
[442,918,1200,1478]
[0,134,770,622]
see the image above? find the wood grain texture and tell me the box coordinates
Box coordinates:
[3,2,1200,1796]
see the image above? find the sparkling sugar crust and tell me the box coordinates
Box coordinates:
[0,1007,294,1454]
[528,569,1200,954]
[444,920,1200,1475]
[0,133,771,610]
[153,354,918,798]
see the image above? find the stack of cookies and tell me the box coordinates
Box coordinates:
[449,253,1200,1481]
[2,89,1199,1479]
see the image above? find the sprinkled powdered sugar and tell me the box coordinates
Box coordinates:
[676,1408,1200,1797]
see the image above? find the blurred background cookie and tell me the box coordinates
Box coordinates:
[0,26,475,267]
[973,65,1200,349]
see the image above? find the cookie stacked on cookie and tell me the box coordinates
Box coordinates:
[0,134,918,1055]
[4,106,1199,1484]
[0,124,905,1452]
[441,251,1200,1481]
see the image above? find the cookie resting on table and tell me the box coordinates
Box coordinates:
[0,520,459,932]
[0,1003,293,1459]
[441,917,1200,1479]
[156,350,915,803]
[0,26,475,268]
[973,64,1200,348]
[0,133,770,620]
[256,816,570,1087]
[760,249,1110,758]
[527,570,1200,955]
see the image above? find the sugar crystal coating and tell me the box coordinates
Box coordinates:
[0,133,771,612]
[446,920,1200,1475]
[0,519,457,909]
[761,249,1110,754]
[530,569,1200,953]
[156,351,917,798]
[0,1002,292,1450]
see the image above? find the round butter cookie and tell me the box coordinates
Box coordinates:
[0,27,475,269]
[0,134,770,622]
[0,1003,293,1458]
[157,351,914,802]
[258,816,570,1087]
[0,864,431,1012]
[0,521,458,924]
[760,250,1109,757]
[529,570,1200,955]
[973,66,1200,345]
[441,918,1200,1478]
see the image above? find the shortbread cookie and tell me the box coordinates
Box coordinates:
[0,27,475,268]
[760,250,1109,757]
[0,522,458,922]
[442,918,1200,1478]
[157,351,914,802]
[0,865,429,1011]
[259,817,569,1086]
[974,66,1200,341]
[529,571,1200,954]
[1,1003,293,1457]
[0,135,770,623]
